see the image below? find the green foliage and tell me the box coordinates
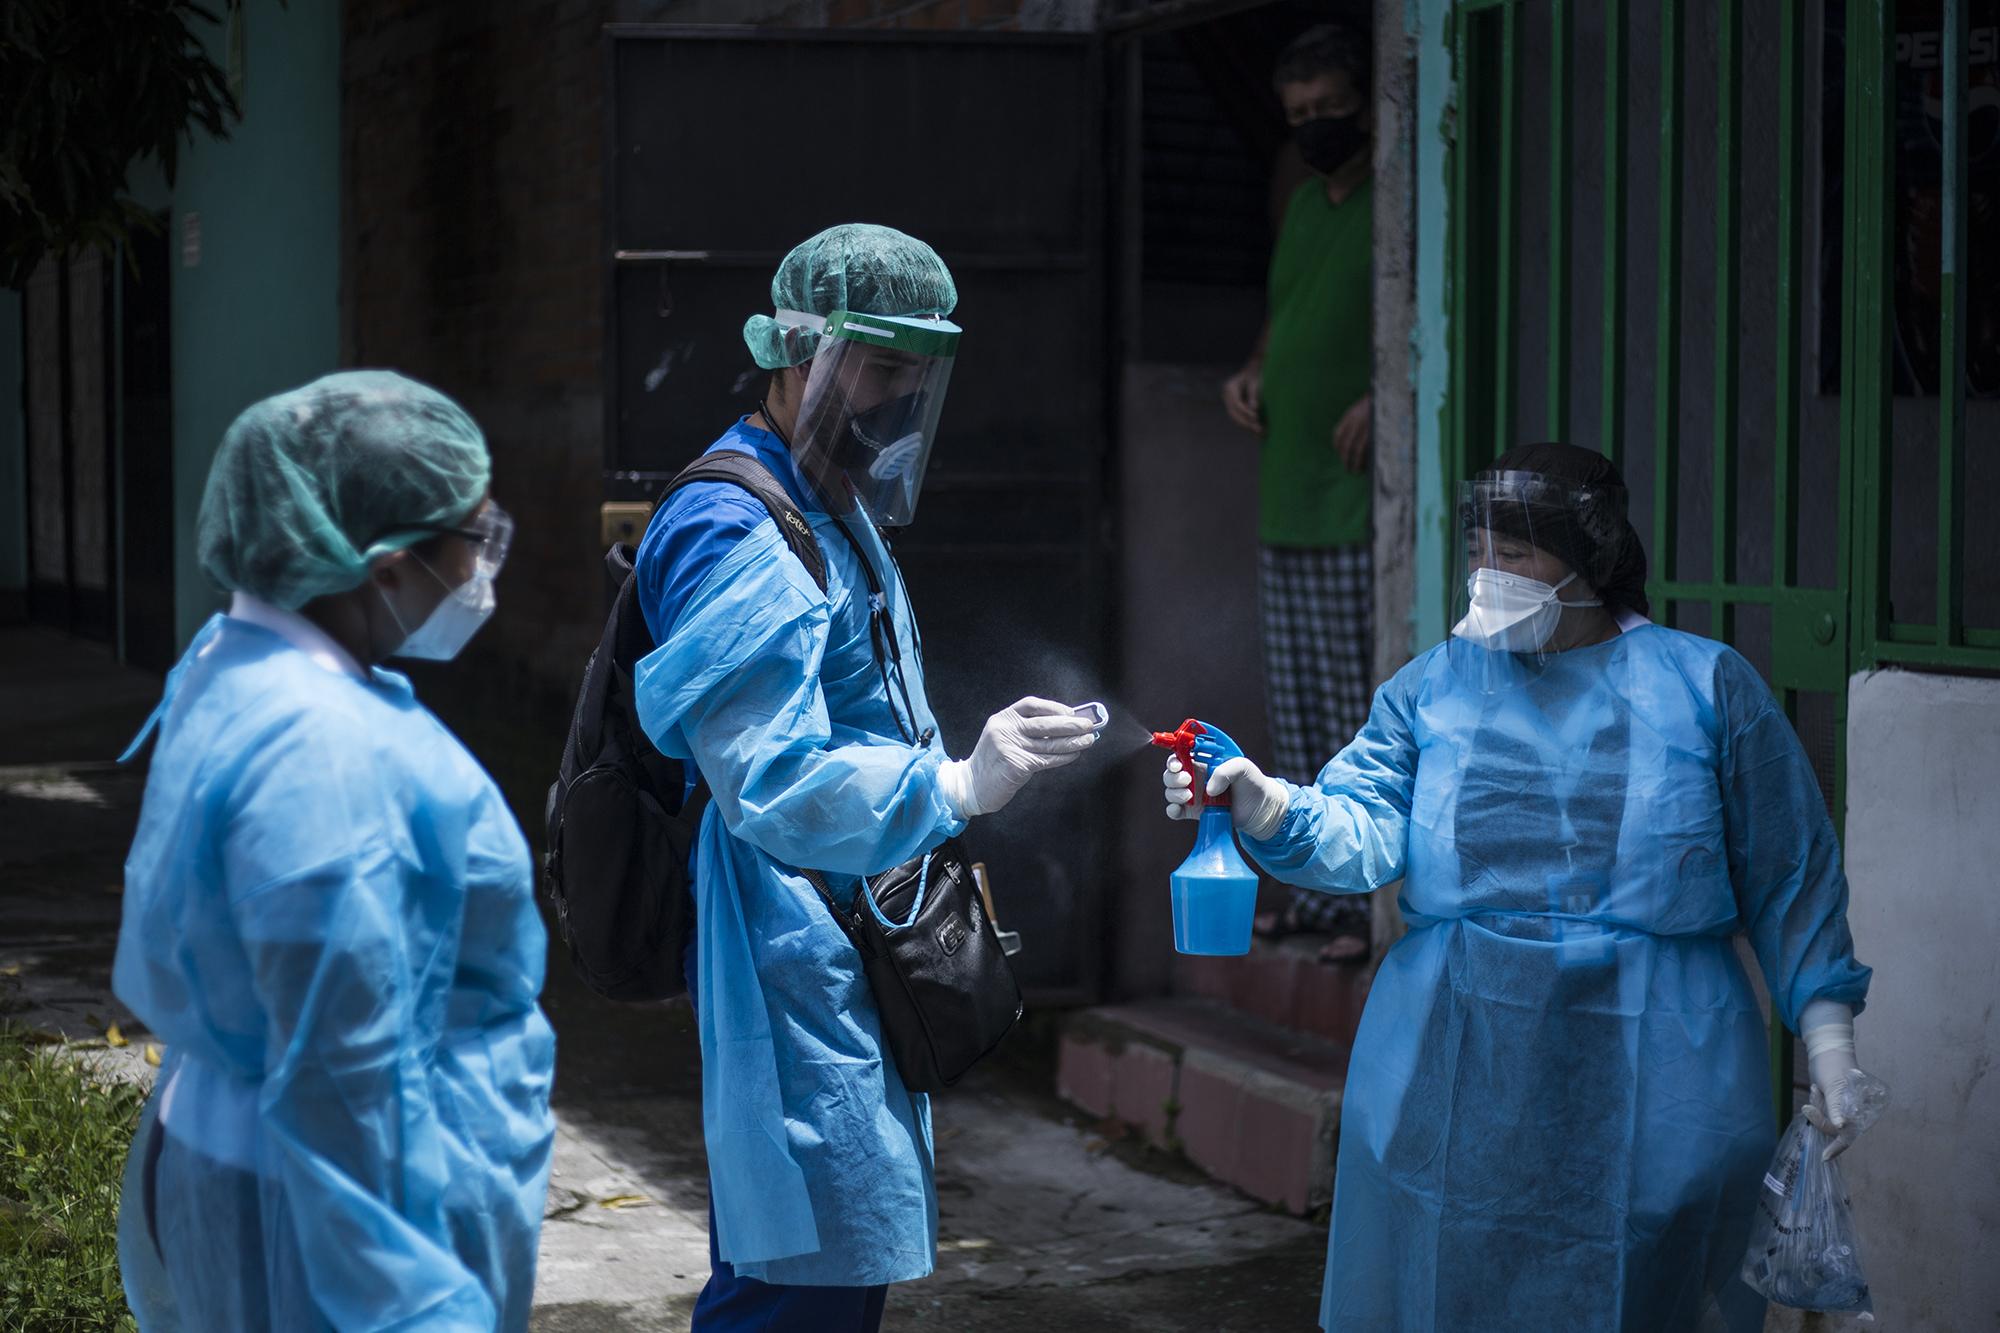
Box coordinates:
[0,0,237,287]
[0,1029,144,1331]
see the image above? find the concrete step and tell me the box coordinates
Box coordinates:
[1172,933,1374,1048]
[1055,996,1348,1215]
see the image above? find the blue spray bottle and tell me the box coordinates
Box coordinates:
[1151,719,1260,955]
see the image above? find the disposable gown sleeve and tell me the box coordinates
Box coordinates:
[634,518,965,875]
[223,724,494,1331]
[1717,654,1872,1031]
[1239,670,1419,894]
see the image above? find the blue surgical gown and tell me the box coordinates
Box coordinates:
[112,616,556,1330]
[1240,626,1871,1332]
[634,422,961,1286]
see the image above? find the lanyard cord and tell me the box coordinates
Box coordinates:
[758,399,930,748]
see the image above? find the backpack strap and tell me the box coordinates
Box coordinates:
[660,452,830,595]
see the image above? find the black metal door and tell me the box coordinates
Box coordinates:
[22,252,115,643]
[607,27,1114,1001]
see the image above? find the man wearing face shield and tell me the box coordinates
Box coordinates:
[1219,22,1379,960]
[1162,443,1876,1331]
[789,308,957,529]
[631,224,1101,1330]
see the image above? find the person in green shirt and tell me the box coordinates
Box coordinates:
[1220,23,1375,962]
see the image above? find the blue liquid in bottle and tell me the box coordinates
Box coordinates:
[1171,805,1259,955]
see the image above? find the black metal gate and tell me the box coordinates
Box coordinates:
[606,27,1115,1001]
[22,252,115,643]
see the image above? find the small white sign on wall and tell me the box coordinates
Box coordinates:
[181,212,201,269]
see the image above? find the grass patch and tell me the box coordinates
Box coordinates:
[0,1028,141,1331]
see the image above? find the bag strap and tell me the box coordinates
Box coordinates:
[800,868,863,949]
[660,452,830,594]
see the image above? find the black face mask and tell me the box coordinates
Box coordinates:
[1294,114,1368,175]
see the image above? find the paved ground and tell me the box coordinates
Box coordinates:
[0,624,1329,1332]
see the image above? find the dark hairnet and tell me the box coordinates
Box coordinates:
[1472,442,1651,617]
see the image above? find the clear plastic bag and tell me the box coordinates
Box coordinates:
[1740,1073,1889,1318]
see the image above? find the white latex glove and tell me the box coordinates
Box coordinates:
[937,697,1101,819]
[1160,754,1288,841]
[1800,1000,1872,1162]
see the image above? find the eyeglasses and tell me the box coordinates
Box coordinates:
[375,502,514,578]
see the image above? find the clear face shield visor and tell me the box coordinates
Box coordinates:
[791,311,960,528]
[1447,473,1619,691]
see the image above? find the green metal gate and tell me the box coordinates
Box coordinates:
[1432,0,1998,1119]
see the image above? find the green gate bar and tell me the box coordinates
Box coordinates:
[1547,0,1570,440]
[1775,0,1804,602]
[1651,0,1683,619]
[1769,0,1809,1128]
[1492,2,1520,458]
[1446,2,1489,632]
[1939,0,1968,649]
[1843,0,1894,675]
[1600,0,1626,466]
[1710,0,1740,643]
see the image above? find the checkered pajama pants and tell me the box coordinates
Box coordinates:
[1258,543,1374,935]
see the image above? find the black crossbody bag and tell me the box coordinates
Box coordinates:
[808,518,1023,1093]
[803,844,1022,1094]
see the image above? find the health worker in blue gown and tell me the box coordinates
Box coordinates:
[1162,442,1878,1332]
[633,223,1103,1333]
[113,371,556,1331]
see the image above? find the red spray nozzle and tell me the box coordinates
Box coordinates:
[1150,719,1228,808]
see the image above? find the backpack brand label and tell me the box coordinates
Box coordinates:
[937,916,967,956]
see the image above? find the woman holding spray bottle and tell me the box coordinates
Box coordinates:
[1160,444,1876,1333]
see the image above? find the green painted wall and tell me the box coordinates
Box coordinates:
[167,0,341,648]
[1411,0,1454,652]
[0,288,22,605]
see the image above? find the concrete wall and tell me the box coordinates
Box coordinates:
[0,290,23,619]
[168,0,343,648]
[1407,0,1452,652]
[1818,668,2000,1333]
[1370,0,1416,683]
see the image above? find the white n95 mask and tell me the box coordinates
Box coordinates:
[1452,568,1600,653]
[384,561,496,661]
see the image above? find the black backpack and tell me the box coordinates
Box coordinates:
[543,452,828,1002]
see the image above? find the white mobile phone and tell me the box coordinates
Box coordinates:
[1071,701,1109,729]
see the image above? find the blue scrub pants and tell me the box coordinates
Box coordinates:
[692,1204,888,1332]
[683,937,890,1332]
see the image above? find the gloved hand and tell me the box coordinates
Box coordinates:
[1189,720,1244,772]
[937,697,1101,819]
[1161,752,1289,841]
[1162,721,1246,821]
[1799,1000,1884,1162]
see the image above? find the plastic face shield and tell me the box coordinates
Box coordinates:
[1448,473,1619,691]
[791,311,960,527]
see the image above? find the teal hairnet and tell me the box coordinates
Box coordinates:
[742,224,959,370]
[197,371,491,611]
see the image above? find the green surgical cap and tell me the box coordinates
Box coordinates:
[742,223,959,371]
[197,371,491,611]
